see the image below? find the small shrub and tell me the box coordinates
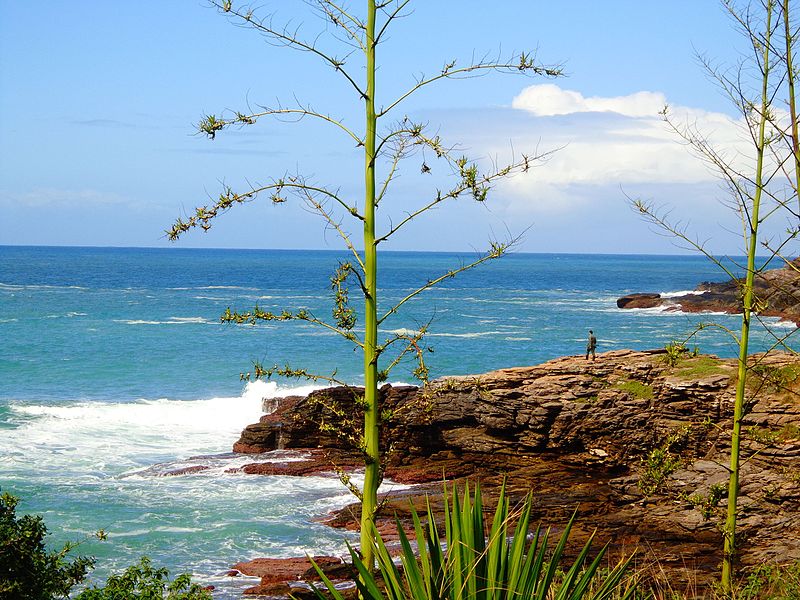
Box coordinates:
[687,483,726,520]
[0,490,94,600]
[662,342,687,367]
[749,363,800,394]
[76,556,212,600]
[736,560,800,599]
[748,423,800,445]
[639,426,691,497]
[639,448,681,497]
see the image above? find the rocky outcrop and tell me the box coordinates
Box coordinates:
[230,350,800,592]
[617,258,800,324]
[229,556,353,597]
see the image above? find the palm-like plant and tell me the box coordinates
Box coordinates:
[310,482,641,600]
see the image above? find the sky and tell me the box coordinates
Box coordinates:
[0,1,793,255]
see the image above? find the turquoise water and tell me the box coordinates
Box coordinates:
[0,246,796,596]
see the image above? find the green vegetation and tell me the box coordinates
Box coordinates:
[662,342,692,367]
[734,561,800,600]
[0,491,208,599]
[75,557,211,600]
[168,1,561,570]
[639,447,682,497]
[311,482,639,600]
[687,483,726,521]
[639,426,691,497]
[633,0,800,590]
[749,363,800,394]
[747,423,800,445]
[672,356,729,380]
[614,380,654,400]
[0,491,93,600]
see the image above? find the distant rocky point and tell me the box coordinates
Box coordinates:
[617,257,800,325]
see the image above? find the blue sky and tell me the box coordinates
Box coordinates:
[0,1,778,254]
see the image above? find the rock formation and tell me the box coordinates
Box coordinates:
[617,258,800,325]
[227,350,800,595]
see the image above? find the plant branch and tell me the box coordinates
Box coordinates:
[212,1,366,98]
[379,238,518,325]
[378,53,562,118]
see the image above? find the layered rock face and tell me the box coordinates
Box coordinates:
[617,258,800,324]
[230,350,800,592]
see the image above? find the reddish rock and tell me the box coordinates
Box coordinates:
[225,449,362,477]
[232,556,343,583]
[243,581,291,596]
[616,293,662,309]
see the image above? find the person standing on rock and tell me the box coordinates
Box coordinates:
[586,330,597,360]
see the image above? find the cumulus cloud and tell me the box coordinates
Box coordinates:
[511,84,668,118]
[444,83,757,219]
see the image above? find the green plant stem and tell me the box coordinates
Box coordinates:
[359,0,379,575]
[721,3,772,591]
[783,0,800,215]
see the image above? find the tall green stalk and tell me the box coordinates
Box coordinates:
[721,3,773,592]
[168,1,561,577]
[360,0,379,573]
[783,0,800,213]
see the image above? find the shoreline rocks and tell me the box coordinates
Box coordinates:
[227,350,800,593]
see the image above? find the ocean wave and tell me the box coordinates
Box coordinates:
[111,526,204,538]
[114,317,214,325]
[167,286,259,291]
[0,283,88,291]
[384,327,506,339]
[505,337,532,341]
[429,330,505,338]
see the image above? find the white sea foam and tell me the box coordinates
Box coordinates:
[768,319,798,329]
[386,328,420,336]
[3,380,323,478]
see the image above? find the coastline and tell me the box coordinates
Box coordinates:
[221,349,800,595]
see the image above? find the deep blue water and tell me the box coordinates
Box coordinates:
[0,246,795,596]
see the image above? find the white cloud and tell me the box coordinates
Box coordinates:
[511,84,668,118]
[464,84,758,215]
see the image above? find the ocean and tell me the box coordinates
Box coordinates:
[0,246,795,596]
